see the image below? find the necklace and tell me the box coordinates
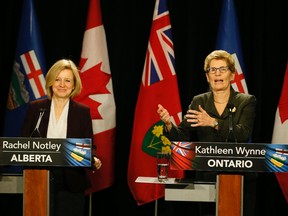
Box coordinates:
[214,100,228,104]
[213,92,230,104]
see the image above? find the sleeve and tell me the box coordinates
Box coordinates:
[234,94,257,142]
[80,105,97,160]
[163,97,198,141]
[21,103,37,137]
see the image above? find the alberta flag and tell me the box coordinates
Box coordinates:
[128,0,184,205]
[4,0,47,138]
[216,0,248,94]
[74,0,116,193]
[272,61,288,203]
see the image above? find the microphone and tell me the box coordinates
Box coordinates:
[225,103,237,143]
[30,108,46,137]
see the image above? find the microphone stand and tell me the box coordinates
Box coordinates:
[30,108,46,137]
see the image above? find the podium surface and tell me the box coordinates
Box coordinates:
[0,137,92,216]
[169,141,288,216]
[136,177,216,202]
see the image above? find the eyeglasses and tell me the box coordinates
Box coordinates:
[207,66,230,74]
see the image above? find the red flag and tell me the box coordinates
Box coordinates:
[272,61,288,203]
[74,0,116,193]
[128,0,184,205]
[170,142,194,170]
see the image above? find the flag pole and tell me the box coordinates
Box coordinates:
[89,194,92,216]
[154,199,158,216]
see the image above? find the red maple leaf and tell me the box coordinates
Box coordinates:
[74,58,111,120]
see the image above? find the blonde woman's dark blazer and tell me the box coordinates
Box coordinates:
[21,98,94,192]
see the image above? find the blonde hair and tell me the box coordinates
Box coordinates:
[45,59,82,99]
[204,50,236,73]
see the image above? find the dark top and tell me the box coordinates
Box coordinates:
[21,98,94,192]
[165,87,257,182]
[165,87,257,143]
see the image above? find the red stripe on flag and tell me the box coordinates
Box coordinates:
[24,51,45,97]
[232,69,245,93]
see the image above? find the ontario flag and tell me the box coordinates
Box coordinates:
[271,60,288,203]
[74,0,116,193]
[4,0,47,138]
[128,0,184,205]
[170,142,194,170]
[216,0,248,94]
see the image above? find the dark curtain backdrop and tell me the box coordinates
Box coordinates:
[1,0,287,215]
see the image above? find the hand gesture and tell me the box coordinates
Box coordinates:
[157,104,172,131]
[186,105,215,127]
[92,156,102,171]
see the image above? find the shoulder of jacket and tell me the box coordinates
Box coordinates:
[29,98,51,108]
[71,100,90,111]
[235,92,256,100]
[193,92,211,100]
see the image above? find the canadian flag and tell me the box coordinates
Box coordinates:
[74,0,116,193]
[271,61,288,203]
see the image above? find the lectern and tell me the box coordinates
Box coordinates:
[0,137,92,216]
[216,174,243,216]
[24,169,50,215]
[167,141,288,216]
[160,174,242,216]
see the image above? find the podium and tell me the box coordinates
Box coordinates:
[24,169,50,216]
[216,174,243,216]
[0,137,92,216]
[137,176,240,216]
[149,141,288,216]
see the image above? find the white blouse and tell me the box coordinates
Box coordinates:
[47,99,69,138]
